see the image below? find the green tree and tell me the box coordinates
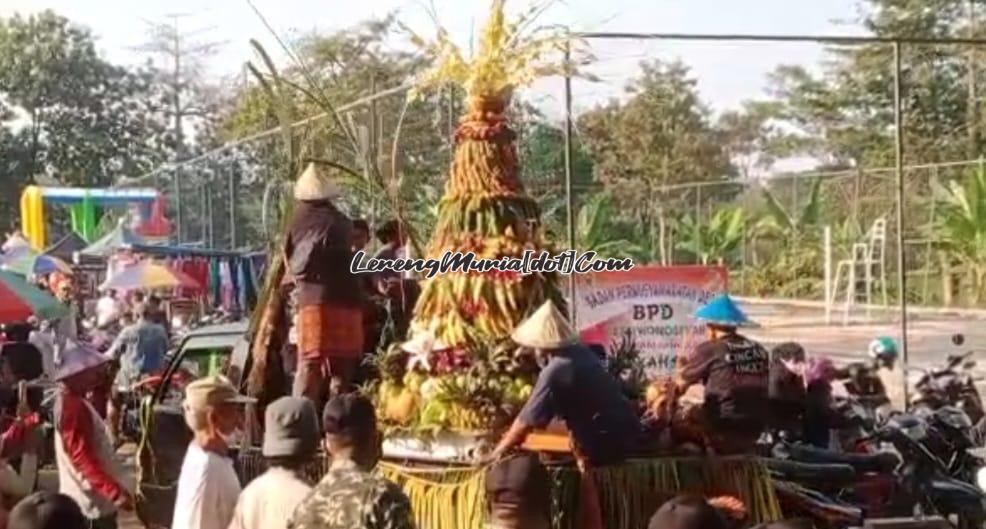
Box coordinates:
[757,176,825,245]
[675,206,746,265]
[0,11,170,231]
[932,167,986,303]
[574,194,647,261]
[222,16,450,249]
[578,59,736,264]
[761,0,983,168]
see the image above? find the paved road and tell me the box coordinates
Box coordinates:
[742,301,985,369]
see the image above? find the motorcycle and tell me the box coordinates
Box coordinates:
[115,370,190,445]
[913,339,984,425]
[876,413,986,527]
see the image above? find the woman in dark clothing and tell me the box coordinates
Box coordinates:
[802,358,856,448]
[768,342,806,438]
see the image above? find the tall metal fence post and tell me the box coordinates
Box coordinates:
[229,162,238,250]
[893,40,910,405]
[563,43,577,326]
[174,166,183,244]
[824,226,832,325]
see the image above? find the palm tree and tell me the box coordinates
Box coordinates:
[675,206,746,265]
[933,167,986,303]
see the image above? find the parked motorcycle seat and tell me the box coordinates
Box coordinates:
[763,458,856,485]
[786,442,900,473]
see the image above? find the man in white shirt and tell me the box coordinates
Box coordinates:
[228,397,316,529]
[95,290,122,330]
[171,376,255,529]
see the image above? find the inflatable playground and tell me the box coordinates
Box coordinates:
[19,186,172,251]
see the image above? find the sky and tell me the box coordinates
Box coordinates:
[1,0,868,119]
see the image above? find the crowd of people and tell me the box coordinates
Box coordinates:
[0,344,824,529]
[0,164,912,529]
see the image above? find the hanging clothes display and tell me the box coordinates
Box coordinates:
[113,245,267,313]
[227,257,241,313]
[209,259,221,308]
[238,258,257,311]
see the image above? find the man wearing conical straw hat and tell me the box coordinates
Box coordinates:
[283,162,364,406]
[52,342,134,528]
[488,300,640,465]
[675,294,769,454]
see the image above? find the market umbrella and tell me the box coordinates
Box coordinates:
[99,261,200,292]
[2,249,73,276]
[45,232,87,261]
[0,270,69,323]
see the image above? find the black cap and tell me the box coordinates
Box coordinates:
[8,492,85,529]
[322,394,376,436]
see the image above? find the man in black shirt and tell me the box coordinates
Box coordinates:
[677,294,768,454]
[488,301,640,466]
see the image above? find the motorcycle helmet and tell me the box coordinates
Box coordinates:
[868,336,898,360]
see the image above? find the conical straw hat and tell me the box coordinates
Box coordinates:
[54,341,109,381]
[693,294,757,328]
[511,301,576,349]
[294,162,342,201]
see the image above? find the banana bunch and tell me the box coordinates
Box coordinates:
[438,311,474,346]
[448,403,486,430]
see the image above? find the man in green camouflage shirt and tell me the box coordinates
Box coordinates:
[288,394,414,529]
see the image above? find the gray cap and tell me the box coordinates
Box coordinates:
[263,397,318,458]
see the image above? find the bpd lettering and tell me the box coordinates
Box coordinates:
[632,304,674,321]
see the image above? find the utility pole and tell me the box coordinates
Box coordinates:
[969,0,980,157]
[135,13,223,245]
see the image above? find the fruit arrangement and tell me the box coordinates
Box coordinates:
[409,93,564,349]
[370,0,583,434]
[371,341,536,432]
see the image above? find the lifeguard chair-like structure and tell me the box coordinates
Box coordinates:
[827,218,888,324]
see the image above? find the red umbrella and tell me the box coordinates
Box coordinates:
[0,270,69,323]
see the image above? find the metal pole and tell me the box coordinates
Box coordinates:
[207,166,215,249]
[228,163,238,250]
[199,172,207,246]
[893,40,910,404]
[824,225,832,325]
[563,44,577,325]
[173,167,183,244]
